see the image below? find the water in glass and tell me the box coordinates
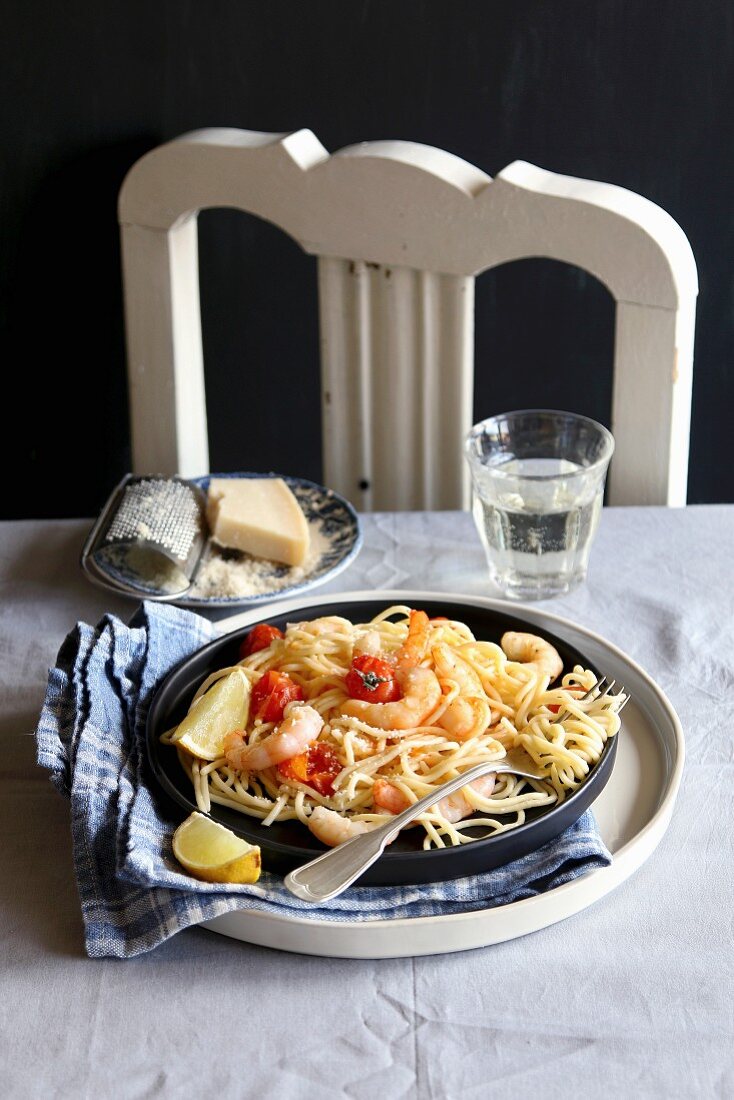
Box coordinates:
[471,455,604,598]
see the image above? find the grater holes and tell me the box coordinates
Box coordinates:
[104,479,202,562]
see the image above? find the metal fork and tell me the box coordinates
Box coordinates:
[284,748,548,904]
[554,675,628,724]
[285,680,630,904]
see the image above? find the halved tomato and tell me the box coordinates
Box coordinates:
[278,742,342,796]
[239,623,284,660]
[250,670,303,723]
[345,654,401,703]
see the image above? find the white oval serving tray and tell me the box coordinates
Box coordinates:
[201,590,684,958]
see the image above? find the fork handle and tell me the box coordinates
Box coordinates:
[283,759,509,903]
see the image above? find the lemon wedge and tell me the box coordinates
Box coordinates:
[172,812,261,884]
[170,670,249,760]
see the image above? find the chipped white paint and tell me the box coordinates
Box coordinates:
[119,128,698,509]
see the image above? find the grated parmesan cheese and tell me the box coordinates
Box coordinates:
[190,525,329,599]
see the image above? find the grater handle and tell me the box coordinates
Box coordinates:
[80,474,131,567]
[80,473,196,601]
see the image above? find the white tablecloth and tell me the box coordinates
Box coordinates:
[1,508,732,1098]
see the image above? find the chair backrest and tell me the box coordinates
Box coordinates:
[118,128,698,510]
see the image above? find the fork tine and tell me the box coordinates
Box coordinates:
[612,689,629,713]
[582,675,612,701]
[595,678,616,703]
[553,675,620,724]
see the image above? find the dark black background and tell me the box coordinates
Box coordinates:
[2,1,732,518]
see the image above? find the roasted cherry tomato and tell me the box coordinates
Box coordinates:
[306,743,343,795]
[345,654,401,704]
[278,751,310,786]
[279,742,342,796]
[239,623,284,660]
[250,670,303,723]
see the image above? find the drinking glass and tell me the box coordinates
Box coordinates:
[464,410,614,600]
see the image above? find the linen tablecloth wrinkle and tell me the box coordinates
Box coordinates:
[36,601,611,958]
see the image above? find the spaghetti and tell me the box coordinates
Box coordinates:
[163,606,623,849]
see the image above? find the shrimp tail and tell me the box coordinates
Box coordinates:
[395,609,431,669]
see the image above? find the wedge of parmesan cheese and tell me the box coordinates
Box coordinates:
[206,478,310,567]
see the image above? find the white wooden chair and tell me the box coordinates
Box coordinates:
[118,128,697,510]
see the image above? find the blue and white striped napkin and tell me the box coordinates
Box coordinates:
[36,602,612,958]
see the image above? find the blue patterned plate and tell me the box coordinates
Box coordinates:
[86,472,362,609]
[179,473,362,609]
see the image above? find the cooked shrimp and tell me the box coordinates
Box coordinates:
[501,631,563,681]
[437,774,497,823]
[431,644,491,739]
[395,609,430,669]
[338,666,442,730]
[372,777,411,814]
[307,806,377,847]
[432,642,484,695]
[224,704,323,772]
[438,696,492,741]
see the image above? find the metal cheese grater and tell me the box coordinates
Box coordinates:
[81,474,207,599]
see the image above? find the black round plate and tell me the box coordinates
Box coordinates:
[146,597,618,886]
